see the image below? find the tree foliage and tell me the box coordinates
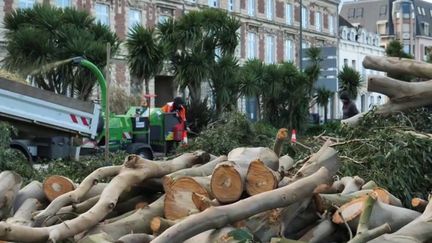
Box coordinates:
[316,87,334,123]
[2,4,119,100]
[385,40,414,81]
[338,65,362,99]
[126,26,165,95]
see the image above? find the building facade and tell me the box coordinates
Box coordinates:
[0,0,339,109]
[340,0,432,61]
[337,23,387,119]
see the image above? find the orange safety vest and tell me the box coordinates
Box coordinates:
[161,102,188,143]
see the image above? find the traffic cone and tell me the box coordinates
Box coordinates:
[182,130,188,145]
[291,129,297,143]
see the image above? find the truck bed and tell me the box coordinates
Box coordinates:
[0,77,101,138]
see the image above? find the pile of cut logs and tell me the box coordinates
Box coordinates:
[0,129,430,243]
[1,55,432,242]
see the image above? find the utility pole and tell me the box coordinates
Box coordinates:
[105,43,111,163]
[299,0,303,70]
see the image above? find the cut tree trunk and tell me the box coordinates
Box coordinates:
[0,171,23,219]
[342,73,432,125]
[246,160,281,196]
[227,147,279,171]
[273,128,288,157]
[191,192,220,212]
[278,155,294,175]
[162,155,227,190]
[0,151,208,242]
[43,175,76,201]
[361,180,378,190]
[368,199,432,243]
[6,198,41,226]
[411,198,428,212]
[211,160,249,203]
[84,195,165,241]
[151,161,340,243]
[183,227,237,243]
[150,217,177,235]
[34,166,122,226]
[13,181,46,213]
[363,56,432,79]
[332,176,365,194]
[298,215,336,243]
[164,176,211,220]
[332,195,420,233]
[116,233,154,243]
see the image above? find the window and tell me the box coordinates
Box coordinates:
[301,7,308,28]
[402,2,411,18]
[328,15,334,35]
[228,0,234,12]
[19,0,35,9]
[209,0,218,8]
[369,96,375,109]
[355,8,363,18]
[247,32,257,59]
[403,44,410,54]
[352,60,356,69]
[422,8,426,15]
[315,12,321,31]
[95,3,110,26]
[430,9,432,16]
[417,6,422,15]
[265,35,275,64]
[128,9,141,29]
[284,39,293,61]
[56,0,71,8]
[286,3,292,25]
[248,0,255,16]
[343,58,348,66]
[422,22,429,35]
[348,8,355,19]
[266,0,274,20]
[379,5,387,16]
[158,15,170,24]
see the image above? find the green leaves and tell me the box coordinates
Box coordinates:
[2,4,118,99]
[338,65,362,99]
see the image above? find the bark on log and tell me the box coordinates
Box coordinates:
[279,141,338,187]
[164,176,211,220]
[13,181,46,213]
[191,192,220,212]
[363,55,432,79]
[332,176,365,194]
[115,233,154,243]
[332,195,420,232]
[150,217,176,235]
[343,74,432,125]
[6,198,41,226]
[34,166,122,226]
[281,198,320,239]
[0,171,23,219]
[411,198,428,212]
[361,180,378,190]
[43,175,76,201]
[183,227,237,243]
[0,152,207,242]
[298,215,336,243]
[84,195,165,240]
[151,162,340,243]
[227,147,279,171]
[278,155,294,174]
[368,199,432,243]
[314,188,402,213]
[348,196,391,243]
[246,160,281,195]
[274,128,288,157]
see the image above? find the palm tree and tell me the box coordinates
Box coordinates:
[304,47,323,93]
[239,59,266,120]
[158,9,240,105]
[126,25,165,95]
[316,87,334,123]
[2,4,118,100]
[385,40,412,58]
[338,65,362,100]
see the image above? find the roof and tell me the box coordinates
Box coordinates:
[339,15,354,27]
[340,0,389,33]
[413,0,432,37]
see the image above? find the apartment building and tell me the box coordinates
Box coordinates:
[0,0,339,108]
[340,0,432,61]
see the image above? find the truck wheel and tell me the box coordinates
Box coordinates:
[10,143,33,165]
[135,148,153,160]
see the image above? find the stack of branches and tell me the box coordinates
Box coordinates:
[0,128,430,243]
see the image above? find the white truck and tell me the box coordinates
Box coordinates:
[0,76,102,163]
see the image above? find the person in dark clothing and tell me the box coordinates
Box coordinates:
[340,91,359,119]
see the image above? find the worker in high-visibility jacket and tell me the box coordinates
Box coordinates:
[161,97,188,144]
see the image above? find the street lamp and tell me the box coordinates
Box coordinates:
[299,0,303,70]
